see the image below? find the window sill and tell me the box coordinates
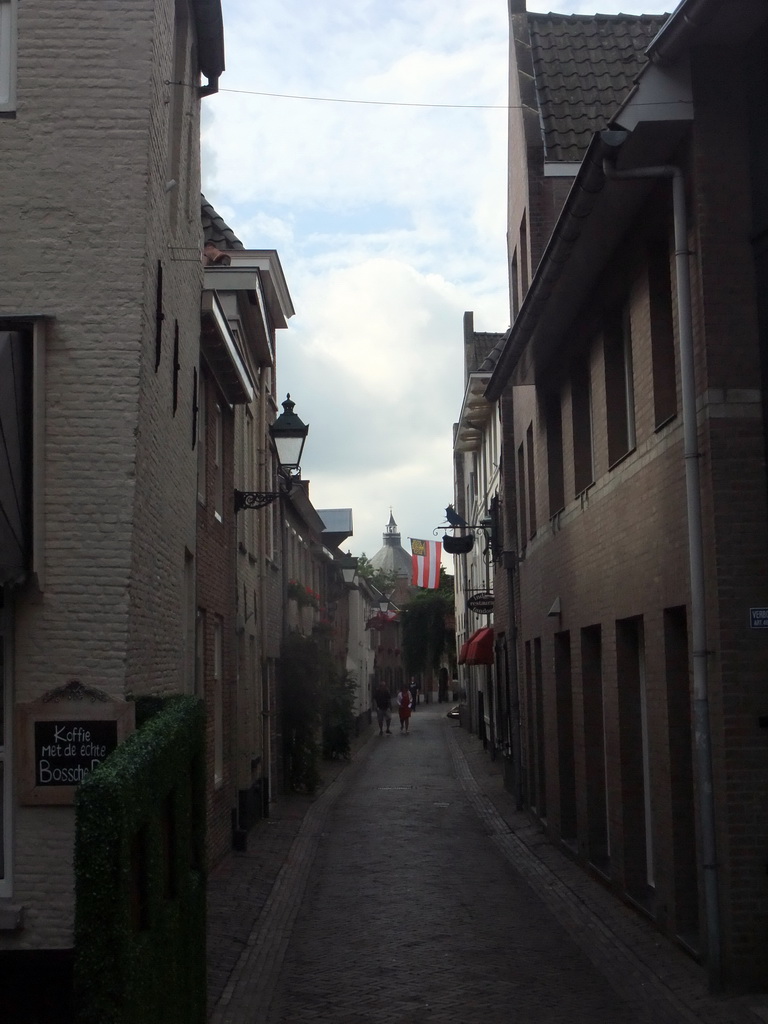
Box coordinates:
[654,412,677,433]
[0,902,25,932]
[608,446,636,472]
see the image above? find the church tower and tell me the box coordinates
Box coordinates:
[370,511,412,579]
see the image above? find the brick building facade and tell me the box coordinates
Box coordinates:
[484,0,768,989]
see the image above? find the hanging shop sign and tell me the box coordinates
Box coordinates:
[466,591,494,614]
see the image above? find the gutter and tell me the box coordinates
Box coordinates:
[191,0,225,97]
[645,0,713,65]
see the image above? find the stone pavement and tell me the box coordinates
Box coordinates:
[207,706,768,1024]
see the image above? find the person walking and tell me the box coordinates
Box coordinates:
[409,677,419,709]
[397,683,413,734]
[373,681,392,735]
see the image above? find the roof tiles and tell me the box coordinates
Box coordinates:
[470,331,505,373]
[529,13,669,162]
[201,195,244,250]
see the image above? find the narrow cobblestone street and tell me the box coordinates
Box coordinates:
[208,707,768,1024]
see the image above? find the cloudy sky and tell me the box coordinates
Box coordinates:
[202,0,670,562]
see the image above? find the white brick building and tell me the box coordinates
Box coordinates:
[0,0,224,954]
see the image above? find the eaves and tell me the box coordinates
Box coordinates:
[204,267,273,366]
[285,482,328,536]
[227,250,295,328]
[455,372,493,453]
[646,0,766,65]
[200,290,254,405]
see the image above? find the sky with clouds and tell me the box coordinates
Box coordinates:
[202,0,670,563]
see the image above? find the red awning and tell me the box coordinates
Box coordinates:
[458,640,470,665]
[463,627,494,665]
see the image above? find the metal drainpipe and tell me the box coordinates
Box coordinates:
[603,158,721,990]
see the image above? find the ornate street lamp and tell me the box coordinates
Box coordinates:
[234,394,309,512]
[338,552,358,586]
[269,393,308,475]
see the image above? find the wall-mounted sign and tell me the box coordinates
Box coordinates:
[467,592,494,614]
[33,719,118,786]
[17,691,135,805]
[750,607,768,629]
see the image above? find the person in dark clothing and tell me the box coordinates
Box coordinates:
[409,678,419,708]
[373,681,392,735]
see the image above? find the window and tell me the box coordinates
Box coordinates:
[214,404,223,520]
[648,240,677,428]
[1,320,44,586]
[0,0,17,114]
[604,307,636,466]
[517,442,527,551]
[526,422,536,538]
[571,357,594,495]
[196,374,206,504]
[0,588,10,895]
[520,212,529,293]
[663,606,698,938]
[511,250,520,320]
[617,616,654,900]
[194,608,205,697]
[554,632,576,841]
[172,320,180,414]
[545,391,565,517]
[154,261,164,372]
[213,617,223,785]
[582,625,609,869]
[182,550,195,693]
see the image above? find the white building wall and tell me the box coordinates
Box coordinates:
[0,0,205,949]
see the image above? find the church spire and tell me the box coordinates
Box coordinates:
[370,510,412,578]
[384,511,400,546]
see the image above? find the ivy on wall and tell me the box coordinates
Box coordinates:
[280,633,357,789]
[73,696,206,1024]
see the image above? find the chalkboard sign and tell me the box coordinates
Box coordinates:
[17,696,135,805]
[33,720,118,786]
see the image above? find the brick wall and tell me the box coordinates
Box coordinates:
[506,64,768,981]
[0,0,205,949]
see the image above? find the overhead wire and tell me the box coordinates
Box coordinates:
[217,87,510,109]
[216,86,692,112]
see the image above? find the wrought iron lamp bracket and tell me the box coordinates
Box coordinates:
[234,469,295,513]
[234,490,279,512]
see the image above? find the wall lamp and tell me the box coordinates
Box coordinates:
[234,394,309,512]
[338,552,358,586]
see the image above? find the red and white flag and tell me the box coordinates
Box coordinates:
[411,538,442,589]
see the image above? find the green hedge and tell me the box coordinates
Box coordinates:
[73,696,206,1024]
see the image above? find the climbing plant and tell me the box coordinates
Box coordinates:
[280,633,322,793]
[321,669,357,761]
[401,569,456,678]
